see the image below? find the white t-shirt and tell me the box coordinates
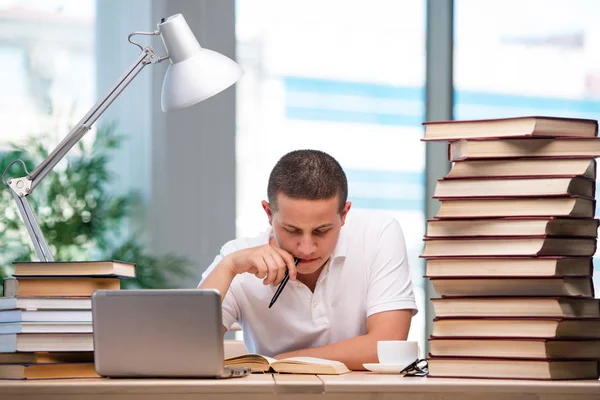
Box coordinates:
[200,210,417,357]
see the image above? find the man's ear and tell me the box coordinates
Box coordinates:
[340,201,352,226]
[262,200,274,225]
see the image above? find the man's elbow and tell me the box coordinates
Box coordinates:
[367,309,413,340]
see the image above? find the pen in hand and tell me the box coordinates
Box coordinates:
[268,258,299,308]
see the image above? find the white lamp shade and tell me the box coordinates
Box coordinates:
[158,14,243,112]
[161,48,243,111]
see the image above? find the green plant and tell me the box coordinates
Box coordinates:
[0,124,192,294]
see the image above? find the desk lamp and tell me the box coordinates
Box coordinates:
[1,14,243,261]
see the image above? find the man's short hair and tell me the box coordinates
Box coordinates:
[267,150,348,213]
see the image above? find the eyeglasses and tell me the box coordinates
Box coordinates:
[400,359,428,377]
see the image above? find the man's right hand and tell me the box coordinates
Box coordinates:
[224,245,297,285]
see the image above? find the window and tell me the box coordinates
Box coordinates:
[236,0,427,350]
[455,0,600,292]
[0,0,96,149]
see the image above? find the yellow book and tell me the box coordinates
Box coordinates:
[2,277,120,297]
[225,355,350,374]
[0,362,98,380]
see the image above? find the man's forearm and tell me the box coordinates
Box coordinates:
[198,257,236,302]
[275,334,379,371]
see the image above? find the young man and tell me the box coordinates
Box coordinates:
[199,150,417,370]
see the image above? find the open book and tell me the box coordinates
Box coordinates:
[224,354,350,374]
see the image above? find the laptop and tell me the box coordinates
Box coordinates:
[92,289,251,378]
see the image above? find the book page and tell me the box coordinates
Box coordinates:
[272,357,350,374]
[225,354,277,364]
[277,356,342,365]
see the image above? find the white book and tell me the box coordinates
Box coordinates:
[0,309,92,323]
[0,333,93,352]
[0,297,91,310]
[0,321,93,334]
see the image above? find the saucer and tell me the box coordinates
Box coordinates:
[363,362,411,374]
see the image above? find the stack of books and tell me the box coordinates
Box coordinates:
[0,260,135,379]
[421,116,600,380]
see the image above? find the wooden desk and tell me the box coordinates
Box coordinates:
[319,372,600,400]
[0,374,274,400]
[0,372,598,400]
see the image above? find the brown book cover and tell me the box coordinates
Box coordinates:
[428,276,594,298]
[421,236,597,258]
[431,297,600,318]
[422,116,599,141]
[431,317,600,339]
[0,352,94,364]
[445,158,596,179]
[425,217,599,238]
[425,257,593,277]
[2,277,120,297]
[435,196,595,219]
[449,137,600,161]
[427,356,599,380]
[433,175,595,199]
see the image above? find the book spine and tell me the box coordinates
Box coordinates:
[2,278,17,297]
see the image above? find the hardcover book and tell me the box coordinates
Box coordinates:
[428,337,600,359]
[2,277,120,297]
[435,196,594,219]
[421,236,597,258]
[449,137,600,161]
[445,158,596,179]
[425,217,599,238]
[0,297,91,311]
[431,297,600,318]
[432,317,600,339]
[12,260,136,278]
[0,333,93,353]
[425,257,592,277]
[433,176,595,199]
[427,357,598,380]
[428,276,594,297]
[422,116,598,141]
[0,362,98,380]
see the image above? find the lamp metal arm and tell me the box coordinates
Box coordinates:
[2,43,167,261]
[29,47,161,191]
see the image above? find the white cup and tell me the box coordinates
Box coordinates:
[377,340,419,366]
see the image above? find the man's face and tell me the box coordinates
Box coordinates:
[262,193,351,275]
